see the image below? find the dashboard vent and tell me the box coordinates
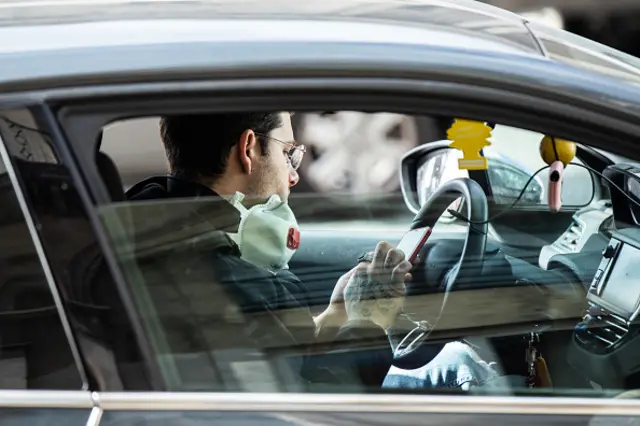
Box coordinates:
[585,313,629,348]
[558,219,584,252]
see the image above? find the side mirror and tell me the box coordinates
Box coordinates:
[416,149,466,208]
[400,142,465,218]
[400,142,545,215]
[416,149,465,222]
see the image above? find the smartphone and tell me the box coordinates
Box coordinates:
[396,226,432,264]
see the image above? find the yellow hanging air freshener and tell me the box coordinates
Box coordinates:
[447,119,492,170]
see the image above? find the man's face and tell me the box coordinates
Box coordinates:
[245,112,299,202]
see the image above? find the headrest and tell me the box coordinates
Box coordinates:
[96,152,125,201]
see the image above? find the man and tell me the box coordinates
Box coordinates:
[126,112,411,390]
[126,111,504,391]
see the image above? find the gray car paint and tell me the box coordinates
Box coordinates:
[3,0,640,424]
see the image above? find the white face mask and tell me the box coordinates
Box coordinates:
[226,192,300,272]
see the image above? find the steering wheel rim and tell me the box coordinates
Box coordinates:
[392,177,489,364]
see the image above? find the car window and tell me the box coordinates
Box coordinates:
[415,124,593,210]
[485,125,593,206]
[95,110,624,398]
[0,117,84,390]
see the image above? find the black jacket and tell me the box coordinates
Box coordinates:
[124,176,393,392]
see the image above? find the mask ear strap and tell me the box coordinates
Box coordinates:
[227,192,249,214]
[225,192,246,248]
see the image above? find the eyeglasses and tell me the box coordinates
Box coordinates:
[255,133,306,171]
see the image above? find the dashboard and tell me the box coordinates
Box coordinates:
[566,164,640,388]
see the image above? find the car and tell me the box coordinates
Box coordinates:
[289,112,445,201]
[485,151,545,203]
[4,0,640,425]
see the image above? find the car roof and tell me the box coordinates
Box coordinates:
[0,0,524,25]
[0,0,542,56]
[2,0,640,110]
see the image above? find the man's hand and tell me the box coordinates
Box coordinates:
[313,264,361,336]
[328,266,357,317]
[343,242,412,331]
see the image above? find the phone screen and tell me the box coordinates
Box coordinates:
[396,227,432,264]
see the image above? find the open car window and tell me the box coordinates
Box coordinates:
[90,109,637,399]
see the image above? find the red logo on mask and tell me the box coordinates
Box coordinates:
[287,228,300,250]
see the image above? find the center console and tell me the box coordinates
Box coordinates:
[539,199,613,270]
[569,228,640,388]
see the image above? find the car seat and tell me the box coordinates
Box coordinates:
[96,151,125,202]
[95,130,126,202]
[61,136,148,390]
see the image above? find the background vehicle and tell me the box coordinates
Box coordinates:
[290,112,446,200]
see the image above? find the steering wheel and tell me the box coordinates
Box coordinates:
[391,177,489,367]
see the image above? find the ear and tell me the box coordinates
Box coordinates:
[237,129,259,175]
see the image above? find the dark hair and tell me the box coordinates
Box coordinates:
[159,112,284,181]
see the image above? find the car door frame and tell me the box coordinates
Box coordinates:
[11,47,640,418]
[0,109,97,424]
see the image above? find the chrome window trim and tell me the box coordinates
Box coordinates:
[0,132,89,389]
[86,406,103,426]
[0,390,92,408]
[94,392,640,416]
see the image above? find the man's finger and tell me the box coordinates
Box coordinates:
[391,261,412,285]
[385,248,405,269]
[353,262,368,276]
[371,241,391,273]
[344,264,359,277]
[344,265,370,300]
[348,264,368,287]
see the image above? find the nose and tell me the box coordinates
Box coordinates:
[289,169,299,187]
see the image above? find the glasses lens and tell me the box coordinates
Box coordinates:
[292,146,306,170]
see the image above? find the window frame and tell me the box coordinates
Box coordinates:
[0,108,90,391]
[44,75,640,394]
[58,85,639,205]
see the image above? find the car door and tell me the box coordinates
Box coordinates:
[42,54,640,425]
[0,110,94,425]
